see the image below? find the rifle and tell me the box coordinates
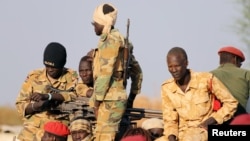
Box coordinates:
[123,18,130,88]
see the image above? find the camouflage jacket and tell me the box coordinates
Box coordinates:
[75,79,93,97]
[16,67,78,123]
[92,29,127,101]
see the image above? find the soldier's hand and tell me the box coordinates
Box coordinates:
[93,107,99,119]
[32,100,50,111]
[30,93,49,102]
[198,117,217,130]
[86,49,94,60]
[93,100,101,119]
[86,89,93,98]
[126,93,136,108]
[126,99,133,109]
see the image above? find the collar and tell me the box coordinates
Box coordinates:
[169,70,198,93]
[38,68,67,84]
[219,63,237,68]
[100,29,119,42]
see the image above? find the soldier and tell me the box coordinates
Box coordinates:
[157,47,238,141]
[15,42,78,141]
[141,118,164,141]
[90,3,130,141]
[69,118,93,141]
[75,55,94,98]
[210,46,250,118]
[41,121,70,141]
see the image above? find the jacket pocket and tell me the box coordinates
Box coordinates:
[193,93,210,117]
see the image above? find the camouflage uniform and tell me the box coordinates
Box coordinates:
[91,28,127,141]
[76,80,93,97]
[15,68,78,141]
[70,118,94,141]
[156,71,238,141]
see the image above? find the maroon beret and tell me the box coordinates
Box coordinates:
[218,46,245,62]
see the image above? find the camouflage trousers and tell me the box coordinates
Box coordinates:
[93,100,126,141]
[156,127,208,141]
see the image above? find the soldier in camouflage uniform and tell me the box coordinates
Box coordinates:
[75,56,94,98]
[90,3,143,141]
[15,42,78,141]
[69,118,94,141]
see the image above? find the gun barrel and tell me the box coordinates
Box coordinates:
[125,108,163,120]
[126,108,162,114]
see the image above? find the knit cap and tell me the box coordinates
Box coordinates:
[43,42,67,68]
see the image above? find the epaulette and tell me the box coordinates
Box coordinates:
[161,78,175,86]
[65,68,78,81]
[25,68,44,82]
[28,68,44,76]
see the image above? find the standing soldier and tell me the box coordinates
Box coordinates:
[15,42,78,141]
[89,3,142,141]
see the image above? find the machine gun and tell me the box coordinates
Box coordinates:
[44,86,95,121]
[48,96,95,122]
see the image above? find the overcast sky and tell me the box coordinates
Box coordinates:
[0,0,247,106]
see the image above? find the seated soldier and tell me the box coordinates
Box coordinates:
[75,55,94,98]
[141,118,164,141]
[69,118,93,141]
[41,121,70,141]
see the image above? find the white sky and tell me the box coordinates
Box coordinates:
[0,0,247,106]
